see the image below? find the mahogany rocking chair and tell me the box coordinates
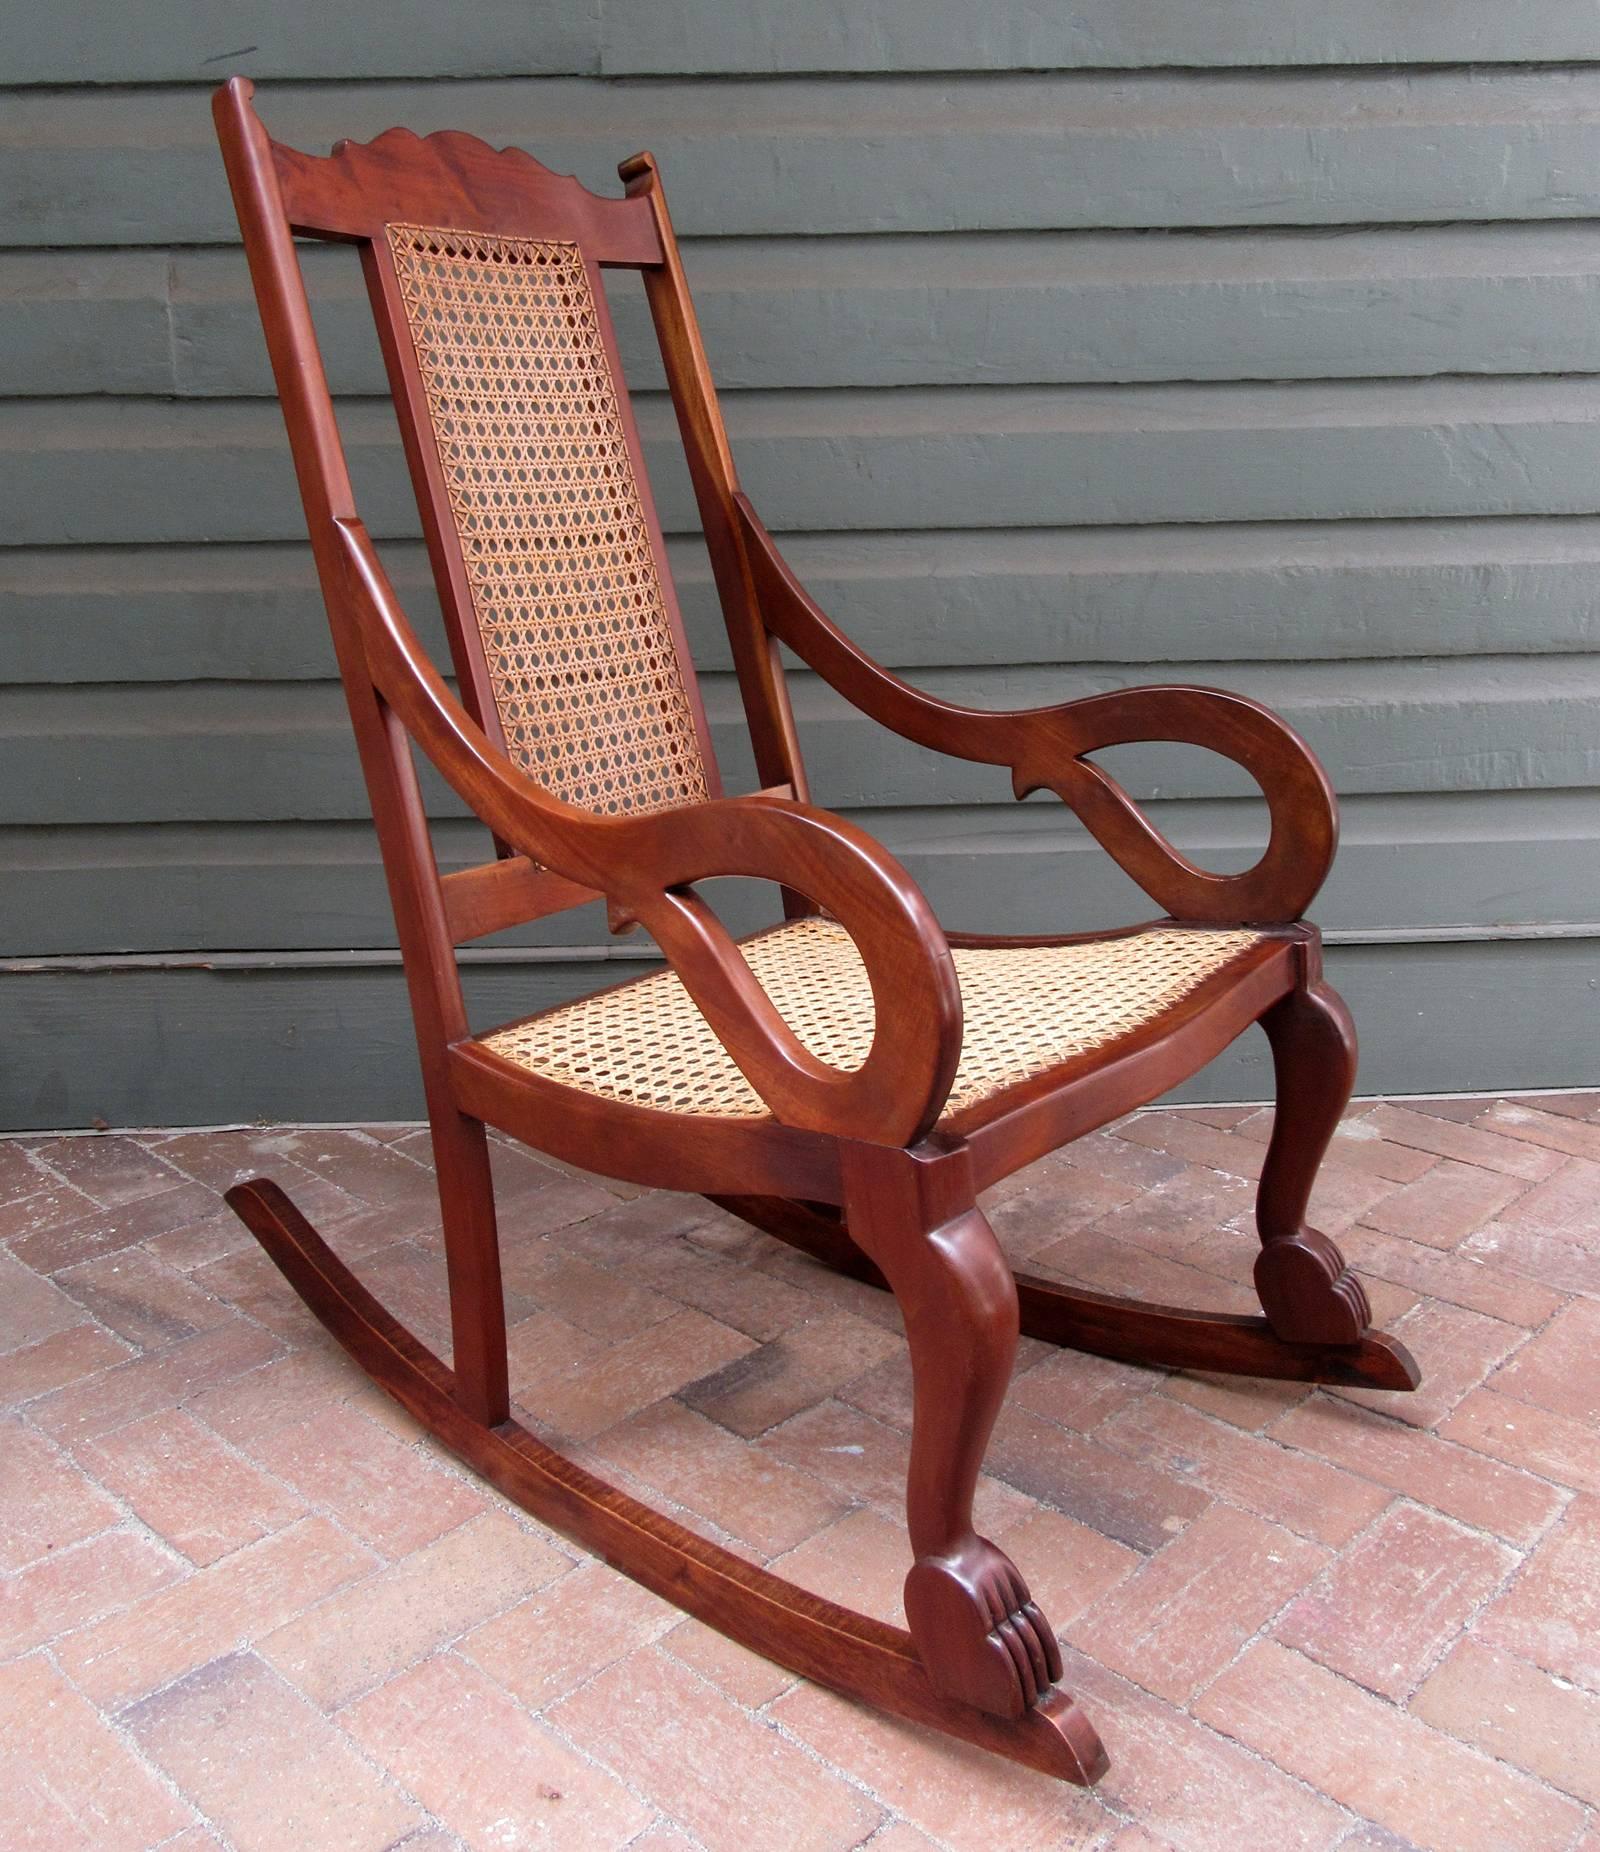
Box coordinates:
[213,77,1419,1786]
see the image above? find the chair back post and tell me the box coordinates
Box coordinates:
[622,153,812,809]
[212,76,471,1051]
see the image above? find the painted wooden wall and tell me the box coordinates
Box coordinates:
[4,6,1600,1126]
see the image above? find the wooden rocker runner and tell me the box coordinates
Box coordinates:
[213,77,1419,1787]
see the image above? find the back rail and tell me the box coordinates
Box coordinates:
[270,125,663,262]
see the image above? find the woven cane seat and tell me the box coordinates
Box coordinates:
[479,918,1264,1121]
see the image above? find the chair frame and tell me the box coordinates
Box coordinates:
[213,77,1418,1786]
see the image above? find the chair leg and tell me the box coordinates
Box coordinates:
[428,1107,510,1426]
[842,1143,1062,1719]
[1255,977,1370,1344]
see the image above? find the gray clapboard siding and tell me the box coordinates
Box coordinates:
[6,659,1598,829]
[14,379,1600,550]
[7,72,1600,248]
[168,225,1600,391]
[0,251,174,395]
[8,791,1598,957]
[6,936,1595,1129]
[599,1,1600,75]
[4,30,1599,1124]
[9,519,1600,686]
[7,4,597,85]
[14,2,1598,83]
[0,224,1579,399]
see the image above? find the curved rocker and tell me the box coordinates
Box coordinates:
[212,77,1423,1796]
[707,1194,1420,1391]
[227,1178,1107,1785]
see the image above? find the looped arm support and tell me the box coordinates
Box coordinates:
[334,518,963,1145]
[735,495,1337,924]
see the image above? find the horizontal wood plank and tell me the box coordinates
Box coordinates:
[600,1,1600,74]
[10,226,1600,398]
[9,518,1600,683]
[4,660,1597,826]
[6,937,1594,1127]
[8,72,1600,245]
[171,224,1600,391]
[12,3,1597,83]
[5,791,1595,954]
[6,4,595,85]
[11,381,1600,546]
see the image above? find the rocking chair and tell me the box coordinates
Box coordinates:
[212,77,1418,1786]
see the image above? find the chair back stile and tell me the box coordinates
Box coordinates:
[212,78,475,1067]
[620,155,816,919]
[621,155,810,809]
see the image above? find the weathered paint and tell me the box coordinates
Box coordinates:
[15,229,1600,397]
[7,73,1600,245]
[6,793,1597,956]
[6,939,1596,1128]
[11,383,1600,548]
[7,524,1600,683]
[15,2,1598,83]
[2,26,1597,1125]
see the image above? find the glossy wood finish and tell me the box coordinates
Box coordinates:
[953,933,1301,1186]
[735,494,1339,925]
[1256,954,1371,1344]
[709,1194,1421,1391]
[273,124,664,260]
[213,75,1418,1788]
[226,1176,1109,1784]
[335,512,963,1148]
[439,856,601,945]
[448,1037,843,1200]
[623,149,816,919]
[623,152,813,814]
[840,1140,1061,1715]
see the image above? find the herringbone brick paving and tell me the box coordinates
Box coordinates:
[2,1094,1597,1851]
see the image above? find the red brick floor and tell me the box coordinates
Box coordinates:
[2,1095,1597,1851]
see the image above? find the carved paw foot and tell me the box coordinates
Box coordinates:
[904,1541,1063,1719]
[1256,1227,1371,1344]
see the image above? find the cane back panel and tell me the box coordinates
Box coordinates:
[384,222,711,818]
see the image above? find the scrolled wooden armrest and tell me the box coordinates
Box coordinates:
[735,494,1337,923]
[334,517,963,1144]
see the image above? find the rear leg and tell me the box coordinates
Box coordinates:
[429,1108,510,1425]
[1255,978,1369,1344]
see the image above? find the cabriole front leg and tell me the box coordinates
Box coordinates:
[840,1144,1070,1724]
[1255,974,1370,1344]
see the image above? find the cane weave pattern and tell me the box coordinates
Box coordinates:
[480,919,1264,1120]
[386,223,710,815]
